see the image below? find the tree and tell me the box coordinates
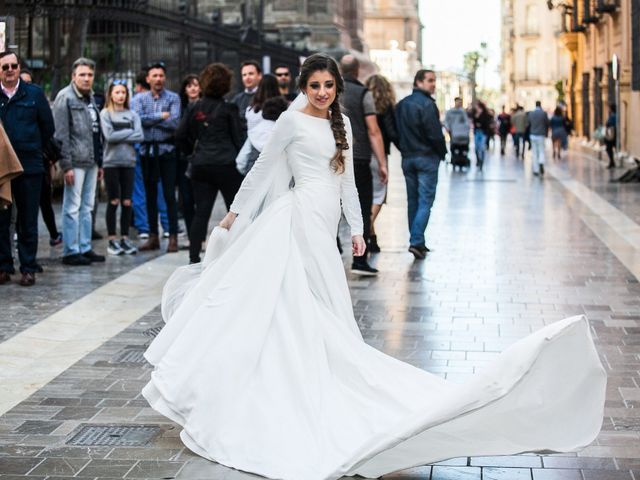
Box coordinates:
[463,42,488,105]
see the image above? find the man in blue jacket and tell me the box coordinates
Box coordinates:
[395,69,446,260]
[0,51,54,286]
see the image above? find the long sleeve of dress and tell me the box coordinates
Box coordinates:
[230,111,295,216]
[340,117,364,236]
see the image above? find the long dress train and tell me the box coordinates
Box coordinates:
[142,108,606,480]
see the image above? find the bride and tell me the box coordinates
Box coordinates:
[143,54,606,480]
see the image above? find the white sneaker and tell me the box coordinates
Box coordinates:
[108,239,124,255]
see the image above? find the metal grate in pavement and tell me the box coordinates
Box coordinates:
[110,348,147,364]
[143,325,163,338]
[66,425,161,446]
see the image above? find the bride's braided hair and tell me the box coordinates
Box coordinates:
[298,54,348,174]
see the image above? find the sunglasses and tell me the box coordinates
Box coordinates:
[1,63,19,72]
[111,79,127,86]
[275,72,290,77]
[147,61,166,71]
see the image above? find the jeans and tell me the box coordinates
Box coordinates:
[0,173,43,273]
[353,159,373,263]
[133,150,170,234]
[189,164,243,263]
[402,156,440,248]
[474,130,487,164]
[141,150,178,235]
[62,165,98,256]
[513,132,524,156]
[530,135,546,172]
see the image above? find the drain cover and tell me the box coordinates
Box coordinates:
[67,425,160,446]
[143,326,163,338]
[110,348,147,364]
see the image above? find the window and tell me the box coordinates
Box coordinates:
[633,0,640,91]
[525,4,539,34]
[593,67,603,127]
[526,48,538,80]
[582,72,591,137]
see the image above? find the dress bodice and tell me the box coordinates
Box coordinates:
[230,109,363,236]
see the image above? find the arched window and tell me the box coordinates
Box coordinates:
[526,48,538,80]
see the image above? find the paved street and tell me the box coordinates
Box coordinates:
[1,141,640,480]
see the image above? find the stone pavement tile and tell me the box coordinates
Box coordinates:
[542,456,617,469]
[470,455,542,468]
[0,476,46,480]
[0,457,44,474]
[430,466,481,479]
[37,445,113,458]
[532,469,582,480]
[51,407,102,421]
[123,460,183,478]
[0,446,44,458]
[75,458,136,477]
[381,466,432,478]
[432,458,468,466]
[12,421,62,435]
[28,457,90,476]
[482,467,533,479]
[105,447,183,460]
[580,470,633,480]
[176,458,257,479]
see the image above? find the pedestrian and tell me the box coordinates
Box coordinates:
[273,64,297,102]
[176,63,244,264]
[472,100,493,171]
[511,105,528,158]
[238,74,283,175]
[444,97,471,170]
[177,74,201,239]
[395,69,447,260]
[364,73,398,253]
[605,104,617,169]
[497,105,511,156]
[133,61,181,252]
[339,54,388,275]
[562,110,573,150]
[53,57,106,266]
[550,106,567,160]
[0,51,55,285]
[231,60,262,130]
[527,100,549,176]
[100,80,144,256]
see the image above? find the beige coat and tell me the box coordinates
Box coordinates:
[0,122,23,208]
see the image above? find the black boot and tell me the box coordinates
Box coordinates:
[368,235,381,253]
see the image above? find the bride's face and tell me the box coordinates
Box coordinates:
[303,70,336,112]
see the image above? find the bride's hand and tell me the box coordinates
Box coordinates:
[352,235,366,256]
[219,212,238,230]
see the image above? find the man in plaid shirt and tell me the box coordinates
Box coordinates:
[133,61,181,252]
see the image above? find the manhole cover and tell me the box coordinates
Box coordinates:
[67,425,160,446]
[143,326,163,338]
[110,348,147,364]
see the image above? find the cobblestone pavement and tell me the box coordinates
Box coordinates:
[1,143,640,479]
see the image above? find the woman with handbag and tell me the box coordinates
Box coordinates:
[100,80,144,255]
[176,63,244,264]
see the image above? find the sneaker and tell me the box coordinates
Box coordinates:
[82,250,106,262]
[108,239,124,255]
[49,233,63,247]
[408,245,427,260]
[62,253,91,266]
[138,232,150,240]
[162,231,170,238]
[351,261,379,276]
[120,238,138,255]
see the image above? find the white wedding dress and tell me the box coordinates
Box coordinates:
[142,104,606,480]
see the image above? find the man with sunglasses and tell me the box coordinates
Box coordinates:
[273,64,296,102]
[133,61,181,252]
[0,51,55,286]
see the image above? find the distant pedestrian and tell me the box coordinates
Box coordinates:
[339,54,388,275]
[100,80,144,256]
[274,64,297,102]
[511,105,528,158]
[395,69,447,260]
[605,104,617,169]
[232,60,262,131]
[497,106,511,156]
[53,57,106,266]
[133,61,181,252]
[472,101,493,171]
[364,74,398,253]
[176,63,244,264]
[527,100,549,176]
[550,106,567,160]
[0,51,55,285]
[562,111,573,150]
[444,97,471,170]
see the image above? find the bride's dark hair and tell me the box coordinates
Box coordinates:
[297,53,348,174]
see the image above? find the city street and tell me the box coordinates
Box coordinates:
[1,143,639,479]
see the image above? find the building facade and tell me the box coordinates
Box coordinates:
[501,0,571,110]
[556,0,639,161]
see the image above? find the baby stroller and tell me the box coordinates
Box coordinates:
[450,136,470,171]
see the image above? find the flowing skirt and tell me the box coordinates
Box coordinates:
[143,183,606,480]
